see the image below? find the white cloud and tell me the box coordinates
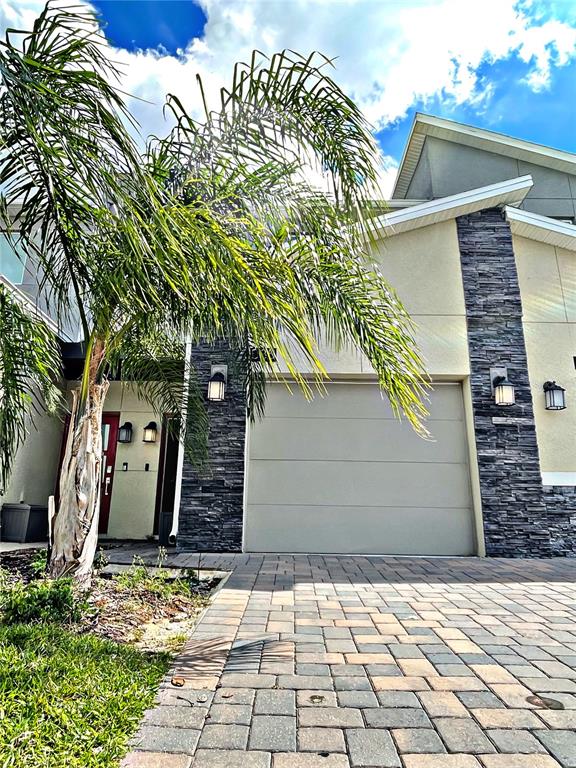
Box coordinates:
[2,0,576,164]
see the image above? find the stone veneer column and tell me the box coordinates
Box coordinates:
[456,208,551,557]
[177,341,246,552]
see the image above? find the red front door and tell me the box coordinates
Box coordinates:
[99,413,119,534]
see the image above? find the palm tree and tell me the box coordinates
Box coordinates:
[0,3,427,586]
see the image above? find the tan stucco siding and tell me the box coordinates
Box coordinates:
[102,382,161,539]
[1,408,63,506]
[371,219,469,377]
[275,219,469,379]
[514,235,576,474]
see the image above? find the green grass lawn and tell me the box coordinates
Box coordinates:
[0,623,170,767]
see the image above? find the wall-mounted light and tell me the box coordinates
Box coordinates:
[491,366,515,407]
[543,381,566,411]
[207,364,227,402]
[118,421,133,443]
[142,421,158,443]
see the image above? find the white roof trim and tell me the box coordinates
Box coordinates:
[542,472,576,487]
[373,176,533,237]
[505,206,576,252]
[0,274,60,335]
[393,113,576,199]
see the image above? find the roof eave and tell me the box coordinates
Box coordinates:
[505,206,576,252]
[373,175,533,238]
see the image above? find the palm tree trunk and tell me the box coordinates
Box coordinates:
[48,342,109,587]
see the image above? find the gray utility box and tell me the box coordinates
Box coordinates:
[1,504,48,543]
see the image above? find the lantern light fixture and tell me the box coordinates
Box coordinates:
[543,380,566,411]
[118,421,133,443]
[207,364,227,402]
[142,421,158,443]
[490,366,516,407]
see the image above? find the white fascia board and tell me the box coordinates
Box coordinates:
[542,472,576,487]
[0,274,60,336]
[372,176,533,238]
[506,206,576,252]
[393,112,576,199]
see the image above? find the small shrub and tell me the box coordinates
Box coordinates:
[1,578,86,625]
[115,556,149,590]
[94,547,110,570]
[30,548,48,577]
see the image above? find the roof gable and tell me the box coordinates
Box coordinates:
[393,113,576,199]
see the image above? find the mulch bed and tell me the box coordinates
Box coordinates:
[0,547,219,652]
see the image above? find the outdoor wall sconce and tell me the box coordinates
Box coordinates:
[117,421,133,443]
[490,366,516,407]
[543,381,566,411]
[142,421,158,443]
[207,364,227,402]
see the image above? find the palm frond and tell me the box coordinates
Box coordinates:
[107,325,209,467]
[0,284,62,492]
[0,1,147,334]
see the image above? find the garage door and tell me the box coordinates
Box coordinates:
[244,382,475,555]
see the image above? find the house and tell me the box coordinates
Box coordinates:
[2,113,575,557]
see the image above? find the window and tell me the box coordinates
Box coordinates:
[0,234,27,284]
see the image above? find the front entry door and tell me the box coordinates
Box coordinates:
[99,413,119,534]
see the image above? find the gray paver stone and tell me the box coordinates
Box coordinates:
[455,692,505,709]
[249,716,297,752]
[254,690,296,716]
[197,724,249,750]
[487,729,548,754]
[205,704,252,725]
[156,690,214,708]
[299,706,364,728]
[346,728,401,768]
[132,726,200,755]
[389,645,426,659]
[364,708,432,729]
[218,674,276,689]
[535,729,576,767]
[297,664,331,676]
[333,676,372,691]
[192,749,271,768]
[213,688,255,705]
[337,690,379,708]
[377,692,421,708]
[298,727,346,753]
[392,728,446,754]
[121,753,192,768]
[329,664,367,677]
[433,718,496,754]
[273,755,351,767]
[144,706,207,729]
[277,675,333,690]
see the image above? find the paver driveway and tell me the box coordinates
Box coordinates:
[121,554,576,768]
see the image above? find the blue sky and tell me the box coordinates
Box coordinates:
[93,1,206,54]
[88,0,576,189]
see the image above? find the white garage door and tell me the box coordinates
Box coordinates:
[244,382,475,555]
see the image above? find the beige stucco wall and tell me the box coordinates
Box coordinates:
[102,382,161,539]
[275,219,470,380]
[514,235,576,474]
[1,408,63,506]
[372,219,469,378]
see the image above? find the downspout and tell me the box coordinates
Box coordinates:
[168,339,192,545]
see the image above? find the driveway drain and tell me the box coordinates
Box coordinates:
[526,694,564,709]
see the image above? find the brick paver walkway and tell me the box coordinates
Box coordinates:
[120,554,576,767]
